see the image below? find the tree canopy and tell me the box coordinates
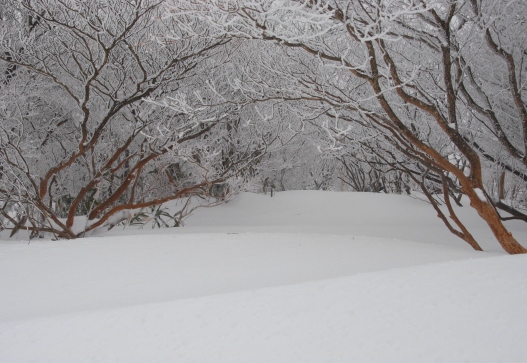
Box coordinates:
[1,0,526,254]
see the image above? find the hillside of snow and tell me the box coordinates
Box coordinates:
[1,191,526,362]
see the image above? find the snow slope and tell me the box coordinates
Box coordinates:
[110,190,527,252]
[1,191,526,362]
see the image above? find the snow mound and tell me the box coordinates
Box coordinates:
[108,190,527,253]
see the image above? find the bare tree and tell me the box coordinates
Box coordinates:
[171,0,527,253]
[0,0,266,238]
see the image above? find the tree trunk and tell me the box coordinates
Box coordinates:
[467,191,527,254]
[498,171,506,200]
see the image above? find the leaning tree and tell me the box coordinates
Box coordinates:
[170,0,527,253]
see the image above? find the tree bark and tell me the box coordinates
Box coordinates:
[499,171,506,201]
[466,190,527,254]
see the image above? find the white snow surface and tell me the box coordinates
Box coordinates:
[1,190,527,362]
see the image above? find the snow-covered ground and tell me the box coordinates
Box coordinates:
[1,191,527,362]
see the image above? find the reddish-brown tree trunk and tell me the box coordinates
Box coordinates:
[466,190,527,254]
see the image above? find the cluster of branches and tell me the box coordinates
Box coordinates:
[168,0,527,254]
[1,0,526,254]
[0,0,289,238]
